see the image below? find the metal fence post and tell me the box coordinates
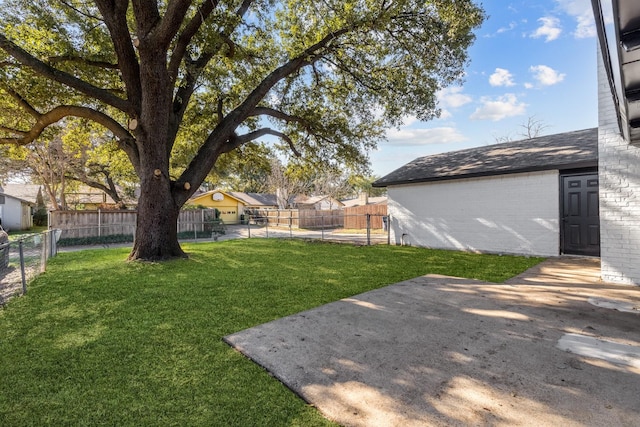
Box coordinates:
[19,240,27,294]
[366,214,371,246]
[387,215,391,245]
[40,233,47,273]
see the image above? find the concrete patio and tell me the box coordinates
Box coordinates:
[225,257,640,426]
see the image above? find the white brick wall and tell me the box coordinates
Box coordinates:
[597,44,640,285]
[387,171,560,256]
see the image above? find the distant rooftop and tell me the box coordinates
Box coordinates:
[1,184,44,205]
[373,128,598,187]
[227,192,278,206]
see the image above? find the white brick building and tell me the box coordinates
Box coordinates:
[386,171,560,256]
[591,1,640,285]
[374,129,599,258]
[374,2,640,286]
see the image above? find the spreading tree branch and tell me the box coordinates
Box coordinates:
[174,26,351,205]
[151,0,193,49]
[251,107,309,125]
[167,0,221,80]
[0,102,138,169]
[229,128,301,157]
[93,0,142,111]
[0,81,40,118]
[66,165,125,207]
[48,55,119,69]
[0,33,134,114]
[168,0,254,152]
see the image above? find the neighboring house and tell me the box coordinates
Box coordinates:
[186,190,278,223]
[227,192,278,210]
[1,184,48,208]
[342,193,388,208]
[4,183,132,211]
[592,1,640,285]
[0,188,34,230]
[373,128,598,257]
[65,185,126,210]
[294,195,344,210]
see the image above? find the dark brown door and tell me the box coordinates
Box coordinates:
[561,174,600,256]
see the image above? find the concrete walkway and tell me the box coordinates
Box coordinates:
[225,257,640,427]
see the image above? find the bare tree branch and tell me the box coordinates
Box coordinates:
[0,125,26,135]
[66,166,125,207]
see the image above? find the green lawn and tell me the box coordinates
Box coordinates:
[0,239,543,426]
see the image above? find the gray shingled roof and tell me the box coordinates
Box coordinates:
[373,128,598,187]
[228,192,278,206]
[1,184,44,204]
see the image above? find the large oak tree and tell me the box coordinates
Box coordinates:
[0,0,484,260]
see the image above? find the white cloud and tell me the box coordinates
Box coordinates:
[470,94,527,121]
[530,65,566,86]
[399,115,419,127]
[497,22,517,34]
[436,87,472,109]
[438,109,453,119]
[555,0,597,38]
[489,68,515,87]
[531,16,562,42]
[385,127,467,146]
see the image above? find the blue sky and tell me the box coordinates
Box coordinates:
[370,0,599,177]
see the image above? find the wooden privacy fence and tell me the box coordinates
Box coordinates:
[49,206,387,239]
[49,209,219,239]
[250,209,344,228]
[343,204,388,229]
[299,209,344,228]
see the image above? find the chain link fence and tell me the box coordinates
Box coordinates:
[0,213,389,303]
[49,212,391,247]
[242,213,390,245]
[0,229,61,305]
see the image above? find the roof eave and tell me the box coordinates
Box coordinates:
[372,161,598,188]
[593,0,640,146]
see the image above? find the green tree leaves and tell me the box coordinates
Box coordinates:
[0,0,485,259]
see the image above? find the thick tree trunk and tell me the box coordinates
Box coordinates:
[128,170,185,261]
[126,46,187,261]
